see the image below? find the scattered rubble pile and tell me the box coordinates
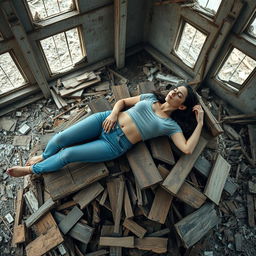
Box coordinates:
[1,53,256,256]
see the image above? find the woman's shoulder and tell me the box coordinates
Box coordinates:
[140,93,158,102]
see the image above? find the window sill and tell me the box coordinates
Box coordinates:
[33,10,79,28]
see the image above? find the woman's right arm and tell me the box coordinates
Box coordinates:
[103,95,141,132]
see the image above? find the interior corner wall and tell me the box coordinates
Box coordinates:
[126,0,147,48]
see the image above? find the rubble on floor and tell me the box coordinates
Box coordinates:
[0,53,256,256]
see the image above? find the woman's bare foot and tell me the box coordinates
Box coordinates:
[25,155,43,166]
[6,166,33,177]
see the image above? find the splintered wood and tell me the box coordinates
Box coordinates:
[13,82,233,255]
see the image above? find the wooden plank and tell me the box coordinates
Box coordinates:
[12,189,24,246]
[24,190,39,213]
[34,212,57,235]
[25,198,56,228]
[99,237,134,248]
[73,182,104,209]
[127,142,162,189]
[148,187,173,224]
[176,182,206,209]
[54,211,94,244]
[123,218,147,238]
[135,237,168,254]
[43,162,109,200]
[124,183,134,218]
[12,224,26,244]
[204,154,231,205]
[56,200,76,211]
[194,155,238,195]
[59,76,101,97]
[174,203,219,248]
[149,136,175,165]
[88,98,112,113]
[162,136,208,195]
[114,0,128,68]
[114,177,125,233]
[112,84,130,100]
[137,81,155,94]
[58,206,83,235]
[107,178,120,219]
[196,93,223,137]
[247,194,255,227]
[25,225,64,256]
[147,228,170,237]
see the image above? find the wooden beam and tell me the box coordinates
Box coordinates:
[99,237,134,248]
[204,154,231,205]
[135,237,168,254]
[114,0,128,68]
[58,206,83,235]
[25,198,56,228]
[114,177,125,233]
[124,183,134,218]
[148,187,173,224]
[127,142,163,189]
[123,218,147,238]
[175,203,219,248]
[25,225,64,256]
[73,182,104,209]
[43,162,109,200]
[194,155,238,196]
[162,136,208,195]
[196,93,223,137]
[54,211,94,244]
[12,189,24,246]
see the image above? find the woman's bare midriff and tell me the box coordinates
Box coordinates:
[117,112,142,144]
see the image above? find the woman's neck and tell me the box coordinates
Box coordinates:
[160,102,176,116]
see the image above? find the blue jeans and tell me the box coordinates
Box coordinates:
[32,111,133,174]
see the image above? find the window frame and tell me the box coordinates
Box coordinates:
[172,18,208,70]
[191,0,223,20]
[0,50,29,96]
[37,25,87,77]
[213,45,256,95]
[24,0,77,25]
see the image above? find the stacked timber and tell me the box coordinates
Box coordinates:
[11,82,238,256]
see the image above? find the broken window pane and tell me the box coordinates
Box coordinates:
[217,48,256,92]
[0,52,27,95]
[194,0,222,16]
[246,17,256,38]
[175,22,207,68]
[26,0,75,22]
[40,27,84,74]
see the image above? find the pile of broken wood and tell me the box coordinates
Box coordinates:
[11,77,255,256]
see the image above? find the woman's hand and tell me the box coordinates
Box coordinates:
[102,113,118,133]
[193,104,204,125]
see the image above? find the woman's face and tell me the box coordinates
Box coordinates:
[165,85,188,109]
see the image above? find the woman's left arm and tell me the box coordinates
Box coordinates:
[170,105,204,154]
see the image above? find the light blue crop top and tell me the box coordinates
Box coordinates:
[125,93,182,141]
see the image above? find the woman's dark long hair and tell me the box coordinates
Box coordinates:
[152,84,198,139]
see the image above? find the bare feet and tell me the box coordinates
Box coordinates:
[6,166,33,177]
[26,155,43,166]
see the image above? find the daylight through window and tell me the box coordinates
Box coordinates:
[175,22,207,68]
[40,27,84,74]
[196,0,222,15]
[0,52,27,95]
[246,17,256,38]
[216,48,256,92]
[26,0,75,22]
